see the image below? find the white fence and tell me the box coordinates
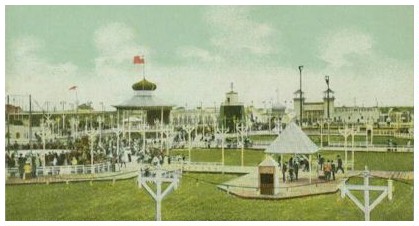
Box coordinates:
[6,162,114,178]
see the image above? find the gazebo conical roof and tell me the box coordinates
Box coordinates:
[265,122,319,154]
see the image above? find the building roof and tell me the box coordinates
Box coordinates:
[272,102,286,110]
[265,122,319,154]
[259,155,278,167]
[114,92,173,109]
[132,78,157,91]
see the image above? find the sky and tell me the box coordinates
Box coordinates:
[5,5,414,111]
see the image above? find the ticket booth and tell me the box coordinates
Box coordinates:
[258,156,280,195]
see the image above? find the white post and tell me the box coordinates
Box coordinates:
[142,116,146,153]
[327,121,330,146]
[351,125,356,171]
[364,168,370,221]
[156,170,162,221]
[339,125,350,174]
[320,121,323,148]
[388,179,393,201]
[128,115,131,147]
[86,128,97,174]
[344,130,348,173]
[309,154,312,183]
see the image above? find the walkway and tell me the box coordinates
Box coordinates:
[217,169,413,200]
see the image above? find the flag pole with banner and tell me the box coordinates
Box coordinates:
[69,86,78,113]
[133,55,145,79]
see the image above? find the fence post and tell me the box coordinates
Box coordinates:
[387,179,393,201]
[340,181,346,198]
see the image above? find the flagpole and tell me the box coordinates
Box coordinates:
[75,89,79,114]
[142,55,145,79]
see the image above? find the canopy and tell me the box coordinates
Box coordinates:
[265,122,319,154]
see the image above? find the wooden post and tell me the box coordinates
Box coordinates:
[363,169,370,221]
[309,154,312,184]
[387,179,393,200]
[341,166,392,221]
[139,165,181,221]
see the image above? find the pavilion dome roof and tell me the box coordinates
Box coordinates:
[132,78,157,91]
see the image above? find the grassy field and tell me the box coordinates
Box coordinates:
[170,148,414,171]
[249,134,413,146]
[6,173,413,221]
[308,135,413,146]
[6,148,413,220]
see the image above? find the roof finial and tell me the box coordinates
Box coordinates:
[230,82,234,92]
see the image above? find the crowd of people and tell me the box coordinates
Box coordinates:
[279,154,345,183]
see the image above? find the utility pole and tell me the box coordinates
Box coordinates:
[298,66,304,127]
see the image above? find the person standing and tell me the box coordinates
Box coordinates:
[293,160,299,181]
[18,154,25,179]
[282,163,287,183]
[331,160,336,180]
[336,155,344,174]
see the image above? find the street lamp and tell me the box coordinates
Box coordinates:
[298,65,304,127]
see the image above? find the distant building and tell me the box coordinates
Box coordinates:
[219,83,245,132]
[293,87,385,125]
[293,87,335,125]
[113,78,173,126]
[6,104,22,115]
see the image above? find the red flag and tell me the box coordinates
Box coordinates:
[133,55,145,64]
[69,86,77,91]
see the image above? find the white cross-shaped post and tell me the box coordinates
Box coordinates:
[86,128,98,173]
[338,124,351,173]
[350,125,359,171]
[183,124,195,162]
[162,125,174,156]
[216,124,228,166]
[138,165,181,221]
[97,116,103,145]
[112,127,122,157]
[340,166,393,221]
[236,122,247,167]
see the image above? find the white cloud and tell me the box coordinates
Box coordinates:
[6,36,80,105]
[93,22,150,73]
[317,29,373,69]
[316,29,413,106]
[205,6,277,56]
[176,46,222,63]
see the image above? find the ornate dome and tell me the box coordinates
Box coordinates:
[132,78,157,91]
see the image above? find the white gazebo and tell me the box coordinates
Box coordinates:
[264,122,319,183]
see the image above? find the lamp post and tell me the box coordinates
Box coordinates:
[298,65,304,127]
[325,75,331,147]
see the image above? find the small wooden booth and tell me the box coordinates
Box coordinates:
[258,156,280,195]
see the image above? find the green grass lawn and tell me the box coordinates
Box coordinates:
[170,148,265,166]
[248,134,413,146]
[169,148,413,171]
[6,173,413,221]
[248,134,278,142]
[308,135,413,146]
